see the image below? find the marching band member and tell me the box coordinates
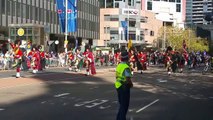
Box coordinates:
[75,47,83,72]
[83,48,96,76]
[115,50,121,65]
[28,45,39,74]
[8,39,23,78]
[129,49,136,75]
[68,51,75,71]
[38,45,45,71]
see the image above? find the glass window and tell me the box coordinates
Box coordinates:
[1,0,5,14]
[7,0,11,15]
[22,4,26,18]
[169,0,175,2]
[115,3,119,8]
[12,2,16,16]
[110,30,118,34]
[26,5,29,19]
[106,0,113,8]
[17,2,21,17]
[110,18,119,21]
[104,15,110,21]
[176,4,181,12]
[176,0,181,3]
[129,21,136,27]
[147,2,152,10]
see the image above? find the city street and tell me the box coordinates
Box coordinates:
[0,66,213,120]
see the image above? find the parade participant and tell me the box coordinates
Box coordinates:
[166,53,173,75]
[68,51,75,71]
[8,39,23,78]
[74,47,83,72]
[109,51,114,66]
[38,45,45,70]
[83,48,96,75]
[28,45,39,73]
[137,51,144,74]
[129,48,136,75]
[115,50,121,65]
[115,51,133,120]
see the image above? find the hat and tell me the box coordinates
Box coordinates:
[121,51,129,61]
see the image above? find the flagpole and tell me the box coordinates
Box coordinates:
[127,5,129,50]
[65,0,68,53]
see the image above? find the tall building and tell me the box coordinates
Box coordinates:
[0,0,100,53]
[141,0,186,28]
[185,0,213,26]
[99,0,147,49]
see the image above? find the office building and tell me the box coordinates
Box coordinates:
[0,0,100,52]
[99,0,164,48]
[185,0,213,26]
[141,0,186,28]
[99,0,148,49]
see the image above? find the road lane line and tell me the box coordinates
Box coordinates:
[54,93,70,97]
[74,99,99,107]
[136,99,159,113]
[85,100,108,108]
[0,108,5,111]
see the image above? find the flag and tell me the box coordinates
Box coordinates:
[121,21,128,41]
[128,37,132,50]
[56,0,66,32]
[68,0,77,32]
[56,0,77,33]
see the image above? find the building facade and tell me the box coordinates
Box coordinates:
[185,0,213,26]
[0,0,100,53]
[141,0,186,28]
[99,0,147,49]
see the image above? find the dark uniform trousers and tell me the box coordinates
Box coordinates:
[116,84,130,120]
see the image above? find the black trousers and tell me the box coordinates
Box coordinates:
[116,84,130,120]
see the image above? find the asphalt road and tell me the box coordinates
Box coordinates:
[0,66,213,120]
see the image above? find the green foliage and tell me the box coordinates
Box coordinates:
[158,26,209,52]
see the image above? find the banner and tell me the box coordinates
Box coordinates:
[121,21,128,41]
[56,0,77,33]
[68,0,77,32]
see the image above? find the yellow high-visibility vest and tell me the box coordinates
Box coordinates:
[115,63,130,89]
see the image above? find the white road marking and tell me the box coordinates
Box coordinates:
[54,93,70,97]
[0,108,5,111]
[99,105,111,109]
[41,101,47,104]
[85,100,108,108]
[136,99,159,113]
[157,79,167,83]
[74,99,99,107]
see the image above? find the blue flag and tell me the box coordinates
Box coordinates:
[56,0,77,33]
[68,0,77,32]
[121,21,128,41]
[56,0,66,32]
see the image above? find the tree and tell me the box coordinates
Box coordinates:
[157,26,209,52]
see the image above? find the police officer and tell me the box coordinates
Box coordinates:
[115,51,133,120]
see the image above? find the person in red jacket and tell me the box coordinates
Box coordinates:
[38,45,45,71]
[28,45,39,73]
[83,48,96,75]
[8,39,23,78]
